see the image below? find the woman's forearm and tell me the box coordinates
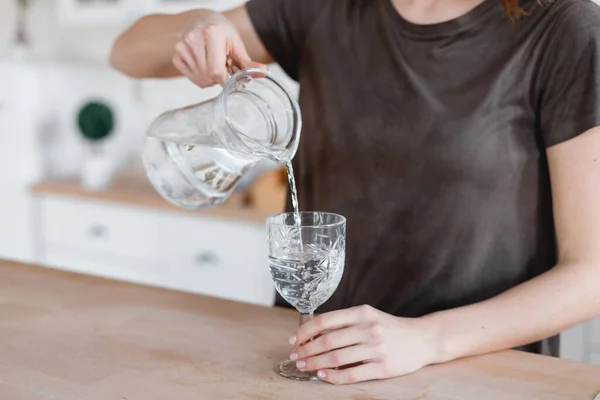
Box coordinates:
[110,10,212,78]
[424,262,600,363]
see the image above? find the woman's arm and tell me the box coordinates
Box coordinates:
[109,6,271,85]
[289,127,600,385]
[424,126,600,362]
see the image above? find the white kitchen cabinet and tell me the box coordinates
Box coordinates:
[560,323,588,362]
[158,212,273,306]
[36,194,275,307]
[560,316,600,366]
[0,185,38,264]
[44,244,162,285]
[591,317,600,345]
[41,196,161,261]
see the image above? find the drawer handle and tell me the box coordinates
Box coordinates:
[194,251,219,267]
[88,225,109,239]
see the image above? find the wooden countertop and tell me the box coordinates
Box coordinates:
[31,167,284,225]
[1,261,599,399]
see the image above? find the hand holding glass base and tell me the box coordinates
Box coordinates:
[274,313,318,381]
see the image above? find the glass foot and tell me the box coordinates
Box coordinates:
[274,359,317,381]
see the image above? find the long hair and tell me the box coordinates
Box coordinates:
[502,0,528,19]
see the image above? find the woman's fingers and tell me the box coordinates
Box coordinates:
[230,35,252,69]
[296,345,378,372]
[317,362,385,385]
[185,32,214,86]
[175,30,214,88]
[172,54,193,80]
[292,325,369,360]
[203,25,229,86]
[231,36,268,71]
[292,305,380,346]
[175,41,197,72]
[176,23,267,87]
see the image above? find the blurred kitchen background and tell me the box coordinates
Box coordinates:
[0,0,295,308]
[1,0,599,368]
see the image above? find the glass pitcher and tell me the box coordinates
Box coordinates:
[142,68,301,210]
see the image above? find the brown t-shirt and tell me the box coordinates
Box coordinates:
[246,0,600,356]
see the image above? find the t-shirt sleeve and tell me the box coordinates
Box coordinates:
[245,0,328,81]
[539,2,600,147]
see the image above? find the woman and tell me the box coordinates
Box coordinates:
[110,0,600,385]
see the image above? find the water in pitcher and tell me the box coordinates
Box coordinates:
[144,133,260,209]
[145,127,302,216]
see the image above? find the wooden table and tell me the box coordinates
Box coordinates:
[1,261,599,400]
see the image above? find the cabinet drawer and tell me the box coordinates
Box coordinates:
[41,196,160,261]
[44,244,162,287]
[159,214,274,306]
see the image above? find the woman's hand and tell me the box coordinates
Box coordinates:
[173,12,267,87]
[288,305,439,385]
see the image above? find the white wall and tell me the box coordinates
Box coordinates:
[0,0,122,62]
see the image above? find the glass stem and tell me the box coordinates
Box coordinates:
[298,311,317,378]
[299,312,315,343]
[299,311,314,327]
